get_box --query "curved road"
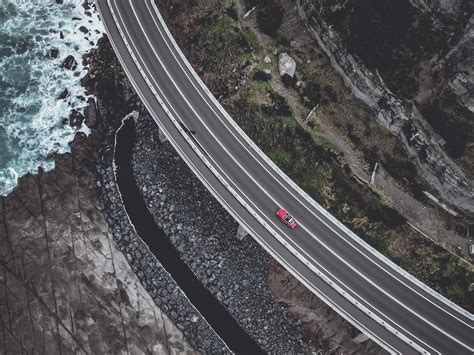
[95,0,474,353]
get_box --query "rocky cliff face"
[297,0,474,221]
[409,0,468,27]
[442,15,474,113]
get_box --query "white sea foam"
[0,0,104,195]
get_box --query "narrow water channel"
[114,116,264,354]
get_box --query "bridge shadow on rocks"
[114,115,264,354]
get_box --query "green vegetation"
[232,87,333,203]
[243,29,260,51]
[299,64,420,189]
[245,0,284,36]
[160,0,474,312]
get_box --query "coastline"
[0,20,380,354]
[0,78,195,354]
[0,0,102,196]
[2,0,471,353]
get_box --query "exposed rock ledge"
[297,0,474,221]
[0,133,194,354]
[410,0,474,112]
[268,259,382,354]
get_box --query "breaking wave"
[0,0,103,195]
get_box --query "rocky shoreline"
[0,70,195,355]
[3,6,384,351]
[7,0,471,352]
[84,37,229,353]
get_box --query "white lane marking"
[139,0,471,338]
[126,11,418,345]
[96,4,396,354]
[143,0,474,330]
[129,0,472,350]
[105,3,414,353]
[99,5,405,354]
[121,1,441,352]
[117,0,469,351]
[147,0,474,323]
[106,0,432,352]
[103,27,234,355]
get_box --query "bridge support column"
[352,332,370,344]
[158,125,167,142]
[236,224,248,241]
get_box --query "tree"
[256,0,284,37]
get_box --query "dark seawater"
[114,116,264,354]
[0,0,102,194]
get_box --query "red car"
[276,208,298,229]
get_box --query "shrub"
[256,0,284,36]
[253,70,269,81]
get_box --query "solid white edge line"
[128,3,436,351]
[129,2,458,351]
[148,0,473,323]
[98,5,401,354]
[106,34,233,355]
[103,0,426,353]
[144,0,473,330]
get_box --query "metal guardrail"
[148,0,472,322]
[96,0,473,353]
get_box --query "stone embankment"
[86,18,384,352]
[84,37,228,353]
[113,114,265,353]
[130,114,309,353]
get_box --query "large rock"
[69,109,85,128]
[49,47,59,58]
[79,25,89,34]
[58,88,69,100]
[84,97,99,128]
[0,133,195,354]
[61,54,77,70]
[278,52,296,78]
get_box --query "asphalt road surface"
[96,0,474,353]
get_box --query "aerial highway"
[95,0,474,353]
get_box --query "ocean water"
[0,0,103,195]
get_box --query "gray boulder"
[84,97,99,128]
[61,55,77,70]
[278,53,296,78]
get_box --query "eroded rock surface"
[0,133,195,354]
[444,15,474,113]
[268,259,383,354]
[298,0,474,220]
